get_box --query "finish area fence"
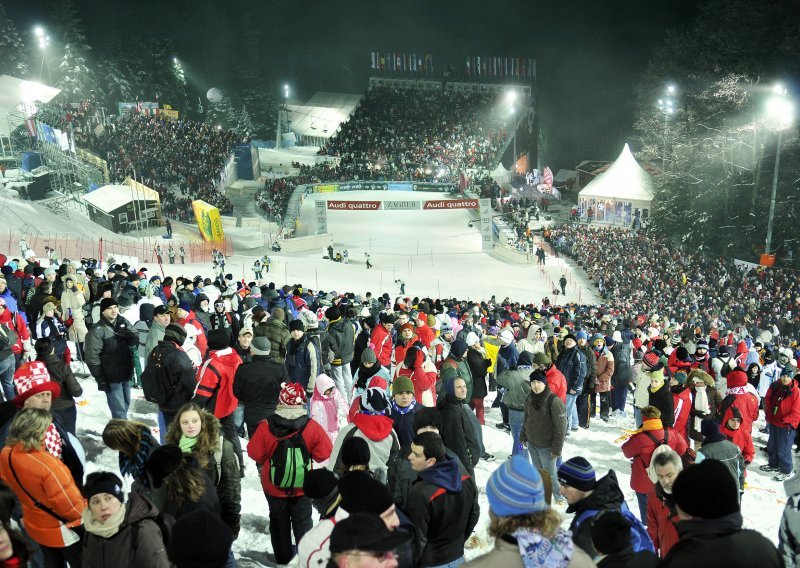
[4,231,233,267]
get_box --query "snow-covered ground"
[11,187,787,566]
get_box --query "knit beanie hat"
[529,371,548,384]
[250,336,271,356]
[576,330,589,341]
[413,407,442,432]
[653,339,668,352]
[303,468,339,500]
[361,347,377,365]
[13,361,61,407]
[168,510,233,568]
[164,323,188,346]
[675,346,691,362]
[100,297,118,312]
[450,339,468,358]
[532,352,551,366]
[590,511,633,555]
[725,369,747,388]
[672,371,688,385]
[392,376,415,395]
[465,332,479,347]
[557,457,596,491]
[83,472,125,503]
[147,445,184,489]
[288,319,305,332]
[207,328,229,350]
[500,329,514,345]
[672,459,740,518]
[642,351,664,372]
[517,351,534,368]
[341,437,371,468]
[486,455,547,516]
[278,382,307,406]
[360,387,390,415]
[700,418,726,444]
[671,335,682,346]
[178,301,192,313]
[325,306,340,321]
[339,471,394,515]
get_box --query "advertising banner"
[336,181,388,191]
[479,198,493,251]
[412,183,454,192]
[384,200,421,210]
[191,200,225,241]
[315,184,339,193]
[423,199,479,210]
[388,182,413,192]
[327,200,381,211]
[315,200,327,234]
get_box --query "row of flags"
[24,118,75,154]
[465,56,535,81]
[371,52,433,75]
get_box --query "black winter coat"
[232,356,287,436]
[648,382,675,427]
[388,446,464,511]
[578,344,598,391]
[37,352,82,409]
[556,347,587,393]
[466,349,491,399]
[143,340,197,413]
[84,315,137,384]
[566,470,626,557]
[660,513,782,568]
[437,397,480,473]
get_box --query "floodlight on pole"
[764,84,794,255]
[34,26,44,37]
[506,90,517,103]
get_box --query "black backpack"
[141,347,176,405]
[270,421,311,493]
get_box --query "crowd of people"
[0,239,797,567]
[317,86,510,184]
[98,114,240,221]
[547,225,800,339]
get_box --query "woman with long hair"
[81,471,171,567]
[146,446,220,521]
[101,419,165,509]
[466,455,593,568]
[165,403,241,538]
[0,409,85,568]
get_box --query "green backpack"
[270,422,311,491]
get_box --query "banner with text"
[422,199,479,210]
[327,200,382,211]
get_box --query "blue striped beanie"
[557,456,596,491]
[486,455,547,516]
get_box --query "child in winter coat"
[720,407,755,465]
[390,376,417,446]
[310,373,348,451]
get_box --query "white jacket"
[296,508,349,568]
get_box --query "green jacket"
[439,355,473,400]
[255,318,291,364]
[496,367,532,410]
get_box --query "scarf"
[119,426,156,487]
[693,386,710,432]
[82,503,126,539]
[44,423,63,460]
[179,434,198,454]
[614,417,664,443]
[392,399,416,415]
[513,527,574,568]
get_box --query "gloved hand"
[23,349,35,362]
[97,380,110,393]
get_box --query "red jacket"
[247,415,332,498]
[179,310,207,356]
[720,392,760,435]
[194,347,242,418]
[370,324,393,368]
[621,424,688,493]
[671,385,692,446]
[0,309,30,354]
[414,323,435,348]
[721,420,755,463]
[544,364,567,404]
[396,364,437,407]
[765,381,800,429]
[394,336,420,370]
[647,483,679,557]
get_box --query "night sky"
[9,0,697,169]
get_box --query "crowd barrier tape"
[310,181,454,194]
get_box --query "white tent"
[578,143,654,225]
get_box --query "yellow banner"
[191,200,225,241]
[315,184,339,193]
[161,109,179,120]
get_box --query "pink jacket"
[310,373,348,445]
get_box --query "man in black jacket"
[232,336,287,437]
[576,330,597,427]
[142,323,197,443]
[661,458,782,568]
[556,334,587,432]
[84,297,138,419]
[322,306,355,401]
[406,432,479,567]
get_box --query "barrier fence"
[5,231,233,267]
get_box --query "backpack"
[719,357,735,377]
[141,347,176,405]
[574,501,655,553]
[644,429,695,476]
[270,421,311,492]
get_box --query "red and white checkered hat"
[278,382,307,406]
[13,361,61,406]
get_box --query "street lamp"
[764,84,794,255]
[656,85,677,171]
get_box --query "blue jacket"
[556,346,587,394]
